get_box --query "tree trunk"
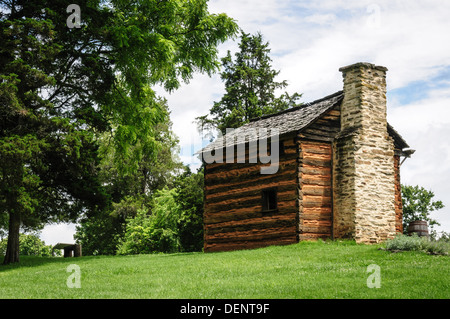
[3,212,21,265]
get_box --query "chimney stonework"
[333,62,396,243]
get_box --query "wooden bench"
[53,243,82,257]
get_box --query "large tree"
[0,0,237,264]
[74,98,183,255]
[197,31,302,134]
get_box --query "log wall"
[297,105,340,240]
[298,141,333,240]
[203,135,299,252]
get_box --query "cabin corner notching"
[200,62,413,252]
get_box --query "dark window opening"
[262,189,277,212]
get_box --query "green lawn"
[0,240,448,299]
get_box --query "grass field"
[0,240,449,299]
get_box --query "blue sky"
[41,0,450,245]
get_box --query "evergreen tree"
[197,31,302,134]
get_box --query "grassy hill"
[0,240,448,299]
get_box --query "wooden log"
[302,206,332,214]
[205,164,297,193]
[205,179,297,199]
[206,179,296,200]
[299,176,332,187]
[302,152,331,161]
[205,152,298,174]
[302,195,332,204]
[299,144,332,155]
[299,225,332,234]
[298,140,333,240]
[204,207,297,225]
[298,133,334,142]
[300,166,331,177]
[206,189,296,209]
[303,127,340,136]
[301,201,332,209]
[301,219,332,227]
[206,213,295,230]
[302,185,332,196]
[205,189,297,213]
[300,211,332,220]
[301,158,332,168]
[205,236,297,252]
[205,218,296,236]
[205,201,297,220]
[205,226,297,244]
[205,160,297,186]
[298,233,330,241]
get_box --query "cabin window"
[261,188,277,212]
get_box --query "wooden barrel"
[407,220,429,237]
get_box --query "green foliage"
[75,195,151,255]
[74,209,124,256]
[0,0,237,263]
[18,234,56,257]
[102,0,238,172]
[197,31,302,134]
[401,184,445,233]
[173,167,204,252]
[75,98,182,255]
[117,188,181,255]
[386,234,427,252]
[76,165,205,255]
[98,98,182,200]
[0,233,59,257]
[422,240,450,256]
[431,231,450,242]
[385,234,449,255]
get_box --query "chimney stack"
[333,62,396,243]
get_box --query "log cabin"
[199,62,413,252]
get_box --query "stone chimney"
[333,62,396,243]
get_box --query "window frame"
[261,188,278,213]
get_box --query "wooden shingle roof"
[200,91,343,154]
[199,90,409,153]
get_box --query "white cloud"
[209,0,288,31]
[155,72,225,164]
[40,223,77,247]
[207,0,450,99]
[388,87,450,233]
[304,13,337,25]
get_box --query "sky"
[40,0,450,245]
